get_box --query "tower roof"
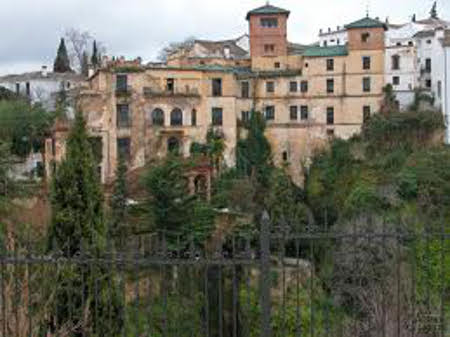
[345,17,387,30]
[246,4,290,20]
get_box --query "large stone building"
[49,4,391,185]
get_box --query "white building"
[0,66,84,111]
[318,9,450,111]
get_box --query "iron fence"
[0,215,449,337]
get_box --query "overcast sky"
[0,0,448,75]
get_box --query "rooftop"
[345,17,387,30]
[0,71,84,83]
[303,45,348,57]
[246,4,290,20]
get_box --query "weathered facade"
[48,4,388,186]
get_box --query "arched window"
[152,108,164,126]
[170,108,183,126]
[167,137,180,155]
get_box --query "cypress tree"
[91,40,99,68]
[49,110,104,254]
[47,111,123,336]
[430,1,438,18]
[81,51,89,77]
[110,153,128,249]
[53,38,72,73]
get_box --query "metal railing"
[0,215,449,337]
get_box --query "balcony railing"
[143,86,200,98]
[115,85,132,97]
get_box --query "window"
[408,41,413,46]
[166,78,174,93]
[265,106,275,120]
[363,106,371,123]
[426,79,432,88]
[326,79,334,93]
[241,111,250,123]
[191,109,197,126]
[337,39,340,45]
[326,59,334,71]
[241,81,249,98]
[326,107,334,125]
[25,82,30,97]
[438,81,442,98]
[266,81,275,93]
[116,74,128,92]
[327,129,335,138]
[289,81,298,93]
[301,105,308,120]
[300,81,308,93]
[425,58,432,73]
[282,151,288,162]
[117,138,131,161]
[323,41,328,47]
[170,108,183,126]
[116,104,130,128]
[212,78,222,96]
[212,107,223,126]
[361,32,370,43]
[290,106,298,120]
[363,56,371,70]
[167,137,180,155]
[274,62,281,69]
[264,44,275,53]
[392,55,400,70]
[15,83,20,95]
[363,77,371,92]
[396,42,402,46]
[152,108,164,126]
[261,18,278,28]
[393,76,400,85]
[426,40,432,45]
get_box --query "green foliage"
[110,154,128,248]
[91,40,99,67]
[237,111,273,188]
[53,38,72,73]
[0,100,57,158]
[190,128,225,170]
[143,156,214,244]
[47,111,123,336]
[48,111,105,254]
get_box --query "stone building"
[319,5,450,111]
[48,4,387,186]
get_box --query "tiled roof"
[194,38,249,58]
[246,4,290,20]
[303,45,348,57]
[413,30,435,38]
[288,42,310,55]
[345,17,387,29]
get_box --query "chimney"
[328,27,331,33]
[337,26,340,30]
[41,65,48,77]
[319,28,323,34]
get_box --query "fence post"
[260,211,272,337]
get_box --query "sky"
[0,0,448,75]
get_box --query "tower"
[246,4,290,58]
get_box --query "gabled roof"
[303,45,348,57]
[345,17,387,30]
[246,4,290,20]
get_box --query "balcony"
[143,86,200,98]
[115,85,132,97]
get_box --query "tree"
[65,28,106,73]
[430,1,438,18]
[144,156,196,235]
[236,111,273,188]
[47,111,122,336]
[91,40,99,68]
[158,36,196,62]
[109,153,128,249]
[81,51,89,77]
[380,84,398,116]
[53,38,72,73]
